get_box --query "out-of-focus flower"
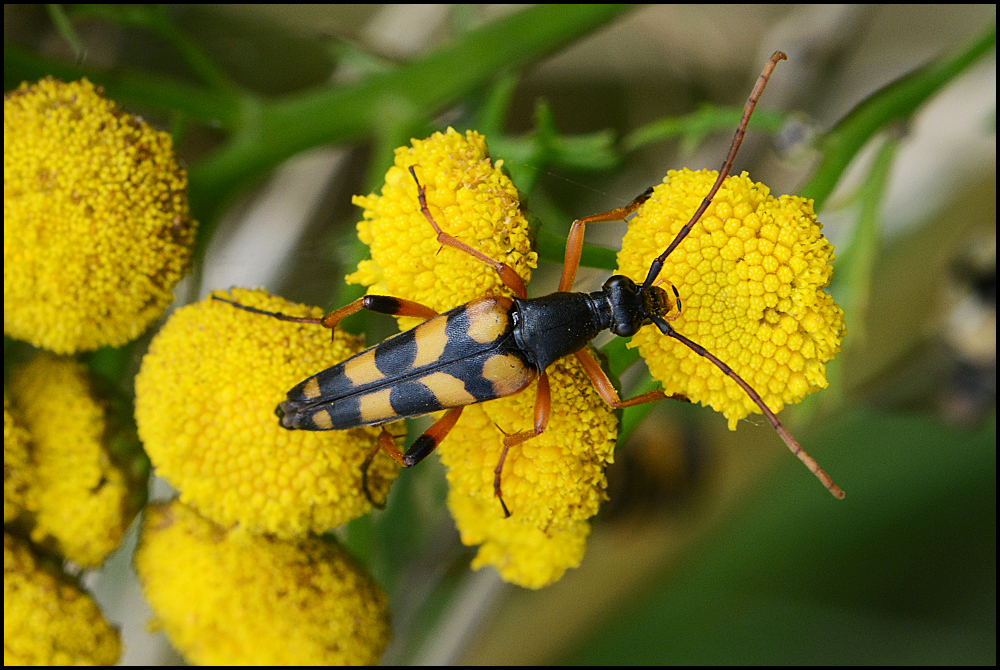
[4,533,121,665]
[135,500,390,665]
[7,354,140,567]
[4,77,196,354]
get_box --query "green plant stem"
[837,132,902,348]
[804,23,995,210]
[4,45,240,126]
[45,5,84,58]
[797,131,902,426]
[188,6,633,225]
[624,106,786,154]
[71,4,236,92]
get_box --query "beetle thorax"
[599,275,655,338]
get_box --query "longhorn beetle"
[216,51,844,516]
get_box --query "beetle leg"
[359,429,396,509]
[493,371,551,518]
[360,407,464,508]
[573,349,680,408]
[320,294,438,331]
[558,187,654,292]
[409,165,528,299]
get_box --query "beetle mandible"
[216,51,844,516]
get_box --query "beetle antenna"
[212,296,325,325]
[642,51,787,291]
[651,315,844,498]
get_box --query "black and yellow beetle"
[216,52,843,516]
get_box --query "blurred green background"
[5,5,994,664]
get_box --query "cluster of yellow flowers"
[4,79,393,664]
[4,355,138,664]
[4,78,196,664]
[5,73,845,661]
[131,293,396,661]
[134,128,844,592]
[347,129,620,587]
[347,131,844,587]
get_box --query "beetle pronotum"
[217,51,844,516]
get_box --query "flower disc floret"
[438,352,617,588]
[134,289,399,536]
[617,169,846,428]
[4,78,196,353]
[135,501,390,665]
[347,128,537,329]
[8,354,136,567]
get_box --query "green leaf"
[564,409,996,664]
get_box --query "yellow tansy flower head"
[8,354,140,567]
[135,501,390,665]
[4,533,121,665]
[347,127,537,329]
[134,288,400,536]
[4,78,197,354]
[438,352,617,589]
[617,169,846,428]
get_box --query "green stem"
[72,4,236,92]
[188,6,633,223]
[4,45,240,126]
[624,106,786,154]
[804,24,995,210]
[837,132,902,347]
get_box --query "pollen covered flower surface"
[135,500,390,665]
[134,288,399,537]
[4,533,121,665]
[348,127,537,328]
[617,169,845,427]
[439,353,617,589]
[4,78,196,354]
[7,354,136,567]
